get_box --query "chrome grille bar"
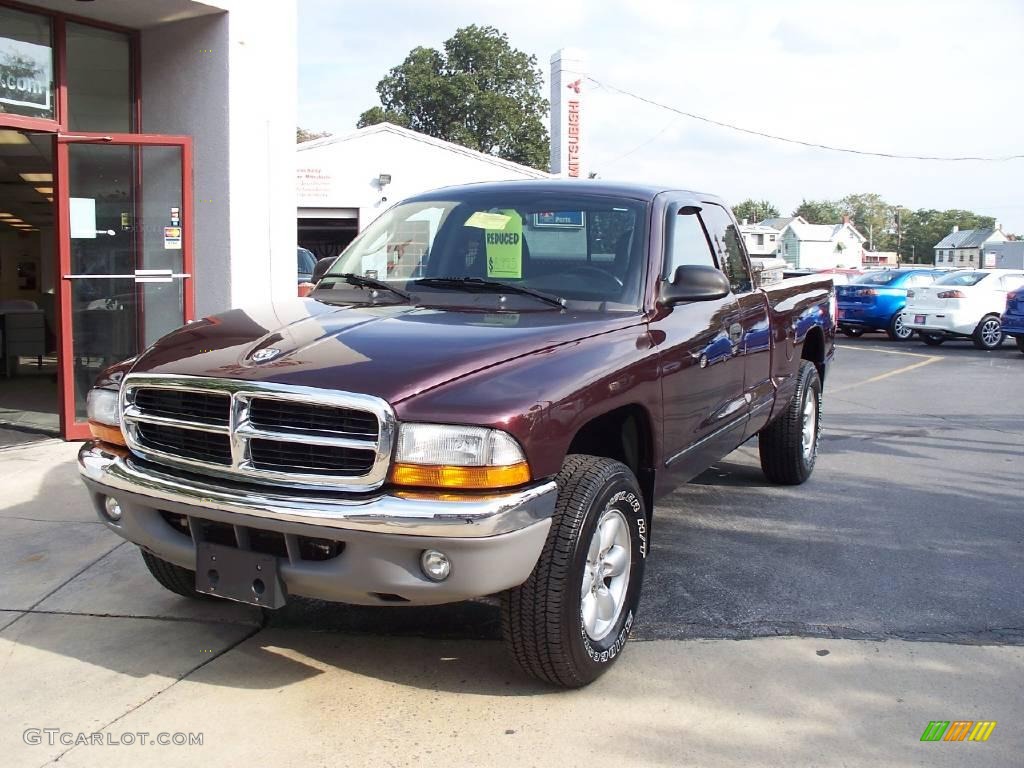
[120,374,395,491]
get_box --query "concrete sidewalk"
[1,440,1020,768]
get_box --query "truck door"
[698,203,774,438]
[653,203,747,484]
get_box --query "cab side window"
[699,203,752,293]
[664,208,716,278]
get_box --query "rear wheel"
[502,455,647,688]
[758,360,821,485]
[921,333,945,347]
[887,312,913,341]
[140,549,205,599]
[1015,336,1024,354]
[972,315,1004,350]
[841,327,865,338]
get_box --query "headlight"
[86,388,126,446]
[390,423,531,490]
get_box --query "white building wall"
[142,0,296,317]
[297,128,547,232]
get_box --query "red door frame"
[56,133,194,439]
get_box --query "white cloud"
[298,0,1024,229]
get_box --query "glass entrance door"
[57,135,192,438]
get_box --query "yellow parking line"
[838,345,935,359]
[831,347,943,393]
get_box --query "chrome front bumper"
[78,442,556,605]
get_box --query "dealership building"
[0,0,296,439]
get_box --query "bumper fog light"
[103,495,123,522]
[420,549,451,582]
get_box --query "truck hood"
[131,299,639,404]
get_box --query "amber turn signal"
[89,421,127,447]
[390,462,531,490]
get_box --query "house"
[739,220,782,257]
[933,225,1007,267]
[862,251,898,268]
[979,241,1024,270]
[777,216,866,269]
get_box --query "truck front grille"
[120,375,395,491]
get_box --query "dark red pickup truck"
[80,180,835,687]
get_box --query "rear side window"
[906,273,936,288]
[700,203,752,292]
[665,209,716,276]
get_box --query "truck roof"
[404,178,723,206]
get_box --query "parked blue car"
[837,269,947,341]
[1001,286,1024,355]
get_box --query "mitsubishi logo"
[251,348,282,363]
[566,78,581,94]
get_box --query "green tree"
[732,199,780,223]
[839,193,894,251]
[900,209,996,263]
[297,127,331,143]
[793,199,844,225]
[357,25,550,170]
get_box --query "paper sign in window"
[70,197,97,239]
[485,210,523,279]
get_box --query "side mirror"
[658,265,731,305]
[312,257,335,284]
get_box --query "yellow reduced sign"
[483,210,523,279]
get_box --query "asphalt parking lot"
[1,337,1021,767]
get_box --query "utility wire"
[586,76,1024,163]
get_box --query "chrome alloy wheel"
[580,508,631,642]
[894,313,912,339]
[801,390,818,461]
[980,317,1002,347]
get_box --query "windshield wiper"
[415,277,565,309]
[325,273,412,301]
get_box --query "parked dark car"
[297,246,317,283]
[837,268,946,341]
[80,180,835,687]
[1000,286,1024,354]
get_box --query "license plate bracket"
[914,314,926,324]
[195,542,286,608]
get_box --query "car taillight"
[937,290,967,299]
[855,288,878,297]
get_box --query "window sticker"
[465,211,512,230]
[484,209,523,279]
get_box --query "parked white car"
[903,269,1024,349]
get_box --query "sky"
[298,0,1024,232]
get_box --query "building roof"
[934,228,1001,249]
[761,216,803,231]
[787,220,867,244]
[297,122,551,179]
[739,222,781,234]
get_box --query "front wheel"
[140,549,207,599]
[501,455,647,688]
[972,315,1004,350]
[921,333,945,347]
[887,312,914,341]
[758,360,822,485]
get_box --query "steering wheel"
[560,265,624,292]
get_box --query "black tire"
[140,549,205,599]
[840,327,865,338]
[758,360,822,485]
[501,455,647,688]
[972,314,1004,350]
[1016,336,1024,354]
[921,333,945,347]
[887,311,914,341]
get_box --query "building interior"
[0,128,58,436]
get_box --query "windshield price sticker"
[483,210,523,279]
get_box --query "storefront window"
[66,22,132,132]
[0,6,55,121]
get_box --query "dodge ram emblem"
[251,348,281,363]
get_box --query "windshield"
[852,270,900,285]
[297,247,317,274]
[934,271,987,287]
[320,193,648,310]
